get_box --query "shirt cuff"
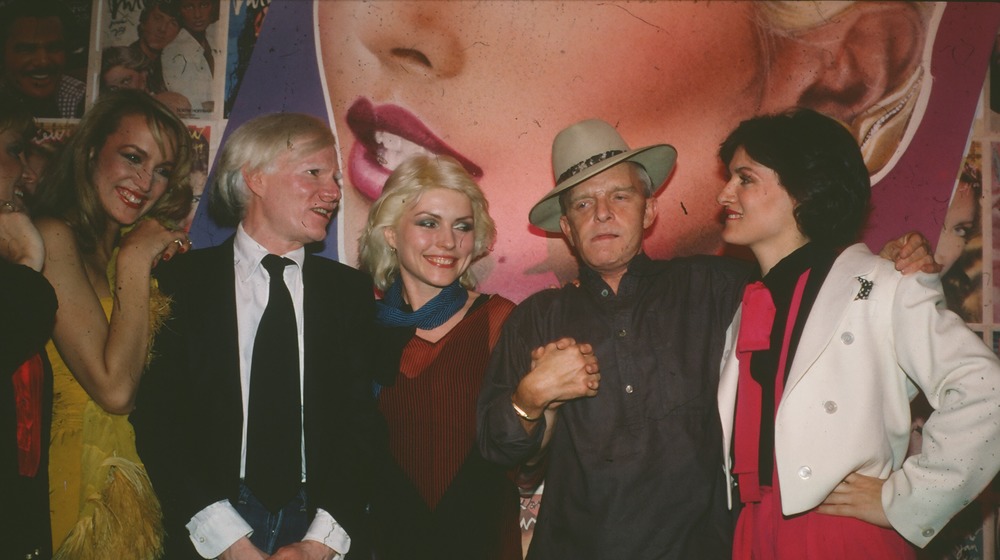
[186,500,254,559]
[303,508,351,558]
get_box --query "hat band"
[557,150,624,184]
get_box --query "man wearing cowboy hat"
[477,119,933,559]
[477,118,748,559]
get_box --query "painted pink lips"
[345,98,483,201]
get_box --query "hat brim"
[529,144,677,233]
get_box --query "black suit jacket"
[131,238,384,559]
[0,260,56,559]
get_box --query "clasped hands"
[512,337,601,420]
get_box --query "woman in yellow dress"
[32,90,193,559]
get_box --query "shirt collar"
[578,252,652,296]
[233,223,306,282]
[761,243,835,299]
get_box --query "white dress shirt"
[186,225,350,558]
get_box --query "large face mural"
[316,1,937,300]
[192,2,999,303]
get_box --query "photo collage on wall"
[0,0,270,230]
[922,25,1000,560]
[933,28,1000,341]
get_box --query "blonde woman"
[359,154,520,560]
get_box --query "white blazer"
[719,243,1000,547]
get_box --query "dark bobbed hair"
[719,108,870,248]
[32,89,193,254]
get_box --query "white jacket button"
[798,466,812,479]
[823,401,838,413]
[840,332,854,344]
[922,528,935,538]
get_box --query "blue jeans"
[234,482,309,554]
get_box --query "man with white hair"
[132,113,383,560]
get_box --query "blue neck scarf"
[375,279,469,329]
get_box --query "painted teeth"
[313,208,329,215]
[374,130,433,170]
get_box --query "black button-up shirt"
[478,253,751,559]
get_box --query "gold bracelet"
[511,398,540,422]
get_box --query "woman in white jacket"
[716,108,1000,558]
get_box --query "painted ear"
[774,3,926,125]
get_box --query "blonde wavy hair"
[358,154,496,291]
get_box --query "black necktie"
[245,254,301,512]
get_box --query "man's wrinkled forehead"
[560,162,649,205]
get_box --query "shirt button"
[617,329,627,338]
[601,289,609,297]
[625,384,634,394]
[797,466,812,479]
[922,528,935,538]
[198,537,205,543]
[841,332,854,345]
[823,401,838,414]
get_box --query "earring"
[851,66,924,177]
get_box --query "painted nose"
[357,2,465,80]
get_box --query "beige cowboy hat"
[528,119,677,232]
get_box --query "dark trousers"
[235,482,309,554]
